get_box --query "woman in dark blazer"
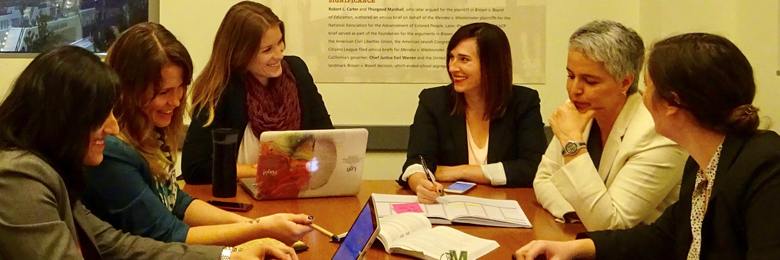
[183,1,333,185]
[398,23,547,203]
[515,33,780,260]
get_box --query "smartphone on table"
[207,200,253,212]
[443,181,477,194]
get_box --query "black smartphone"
[207,200,253,212]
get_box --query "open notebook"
[376,213,498,260]
[372,194,532,228]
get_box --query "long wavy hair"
[0,46,119,197]
[190,1,284,126]
[105,22,193,180]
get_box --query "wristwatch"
[221,246,237,260]
[562,141,587,156]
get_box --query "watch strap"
[562,141,587,155]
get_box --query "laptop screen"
[332,198,379,260]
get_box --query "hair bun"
[726,104,760,134]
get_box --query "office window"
[0,0,149,53]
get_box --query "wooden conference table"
[183,180,586,260]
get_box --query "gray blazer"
[0,150,222,260]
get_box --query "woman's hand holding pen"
[248,213,314,245]
[408,173,443,204]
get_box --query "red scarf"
[245,60,301,138]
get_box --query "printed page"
[438,195,531,227]
[390,226,499,260]
[372,194,449,220]
[377,213,432,250]
[442,202,469,220]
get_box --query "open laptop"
[239,128,368,200]
[331,197,380,260]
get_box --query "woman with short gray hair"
[533,20,688,231]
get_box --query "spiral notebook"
[372,194,532,228]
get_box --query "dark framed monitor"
[0,0,159,55]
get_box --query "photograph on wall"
[0,0,148,53]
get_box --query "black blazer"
[182,56,334,184]
[585,131,780,260]
[398,85,547,188]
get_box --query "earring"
[622,90,627,95]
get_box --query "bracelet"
[221,246,236,260]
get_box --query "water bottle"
[211,128,239,198]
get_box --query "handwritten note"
[392,203,424,214]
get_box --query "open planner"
[377,213,499,260]
[372,194,532,228]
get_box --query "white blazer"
[533,93,688,231]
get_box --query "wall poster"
[264,0,546,84]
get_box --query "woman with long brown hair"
[0,45,297,260]
[182,1,333,184]
[82,22,314,250]
[397,23,548,203]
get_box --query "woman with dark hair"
[515,33,780,260]
[183,1,333,184]
[82,22,313,247]
[397,22,547,203]
[533,20,687,231]
[0,46,297,259]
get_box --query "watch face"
[564,142,578,154]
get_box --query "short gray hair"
[569,20,645,94]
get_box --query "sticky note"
[392,203,424,214]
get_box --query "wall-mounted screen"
[0,0,150,53]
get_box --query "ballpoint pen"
[310,223,341,242]
[418,155,446,196]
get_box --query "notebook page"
[372,194,448,219]
[391,226,499,260]
[438,195,531,227]
[377,213,431,249]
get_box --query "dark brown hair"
[105,22,193,180]
[447,23,512,120]
[190,1,284,125]
[647,33,759,135]
[0,46,119,196]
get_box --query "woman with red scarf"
[183,1,334,185]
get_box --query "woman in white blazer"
[533,20,688,231]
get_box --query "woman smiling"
[183,1,334,185]
[81,22,313,251]
[398,22,547,203]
